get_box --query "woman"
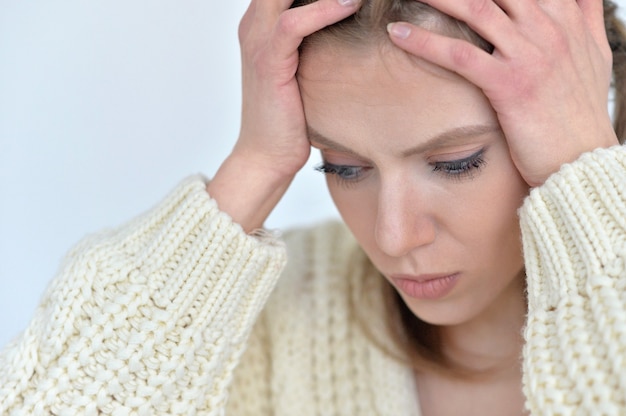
[1,0,625,414]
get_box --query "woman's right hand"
[208,0,360,232]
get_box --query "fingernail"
[337,0,359,6]
[387,22,411,39]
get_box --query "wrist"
[207,153,296,233]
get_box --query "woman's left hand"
[387,0,619,186]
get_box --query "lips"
[391,273,460,300]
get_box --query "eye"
[315,162,369,185]
[431,148,487,180]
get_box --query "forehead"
[299,41,456,84]
[297,44,497,149]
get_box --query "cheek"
[325,148,529,271]
[460,161,528,264]
[326,178,379,244]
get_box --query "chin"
[400,295,485,327]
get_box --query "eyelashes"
[314,164,367,180]
[431,148,487,180]
[315,148,487,186]
[314,163,370,188]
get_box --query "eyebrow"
[307,124,501,158]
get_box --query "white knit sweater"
[1,145,625,415]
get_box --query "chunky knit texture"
[0,177,287,415]
[0,146,625,415]
[521,146,626,414]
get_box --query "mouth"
[390,273,460,300]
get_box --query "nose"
[374,185,436,258]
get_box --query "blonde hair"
[292,0,626,375]
[294,0,626,139]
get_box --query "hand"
[387,0,619,186]
[234,0,360,177]
[208,0,360,231]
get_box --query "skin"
[208,0,618,413]
[209,0,616,229]
[387,0,617,187]
[300,44,528,414]
[300,45,528,327]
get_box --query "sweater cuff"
[0,176,287,413]
[109,175,287,339]
[520,144,626,310]
[44,175,287,351]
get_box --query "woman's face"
[298,44,529,326]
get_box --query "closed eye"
[431,148,487,180]
[315,162,365,180]
[314,162,370,186]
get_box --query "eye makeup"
[314,162,370,187]
[315,147,488,186]
[430,147,487,181]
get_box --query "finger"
[417,0,525,57]
[239,0,298,38]
[491,0,539,20]
[238,0,258,41]
[253,0,303,22]
[280,0,298,9]
[539,0,611,65]
[270,0,361,60]
[387,22,504,90]
[578,0,610,47]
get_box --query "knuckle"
[537,16,572,58]
[238,20,250,44]
[237,5,258,45]
[276,11,299,36]
[467,0,493,20]
[411,30,431,53]
[312,0,335,20]
[449,43,476,68]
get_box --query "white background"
[0,0,340,346]
[1,1,625,347]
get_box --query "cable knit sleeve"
[0,176,287,416]
[520,145,626,415]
